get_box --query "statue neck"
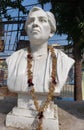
[30,42,48,58]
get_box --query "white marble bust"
[6,6,75,94]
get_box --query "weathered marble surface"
[6,6,74,130]
[6,94,59,130]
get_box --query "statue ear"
[49,32,54,38]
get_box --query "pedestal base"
[6,94,59,130]
[6,105,59,130]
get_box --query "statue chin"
[29,37,48,47]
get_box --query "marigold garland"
[27,45,57,130]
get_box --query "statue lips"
[32,27,40,34]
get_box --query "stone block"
[6,105,59,130]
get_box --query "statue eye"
[39,18,47,23]
[27,18,34,25]
[27,20,31,25]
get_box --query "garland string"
[27,45,57,130]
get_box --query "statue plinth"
[6,93,59,130]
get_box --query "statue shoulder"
[12,48,27,56]
[54,48,70,57]
[6,48,27,65]
[53,48,65,57]
[53,48,75,64]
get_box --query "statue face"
[26,10,51,45]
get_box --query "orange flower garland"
[27,45,57,130]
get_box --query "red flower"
[38,111,44,119]
[27,54,32,59]
[51,76,57,85]
[28,78,34,87]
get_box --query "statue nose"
[33,19,39,27]
[32,23,38,28]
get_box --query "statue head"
[25,6,56,45]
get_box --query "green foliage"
[82,60,84,73]
[39,0,50,4]
[0,60,7,68]
[0,0,27,19]
[38,0,84,53]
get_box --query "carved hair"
[25,6,56,34]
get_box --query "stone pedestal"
[6,93,59,130]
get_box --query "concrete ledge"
[6,111,59,130]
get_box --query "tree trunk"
[74,45,82,100]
